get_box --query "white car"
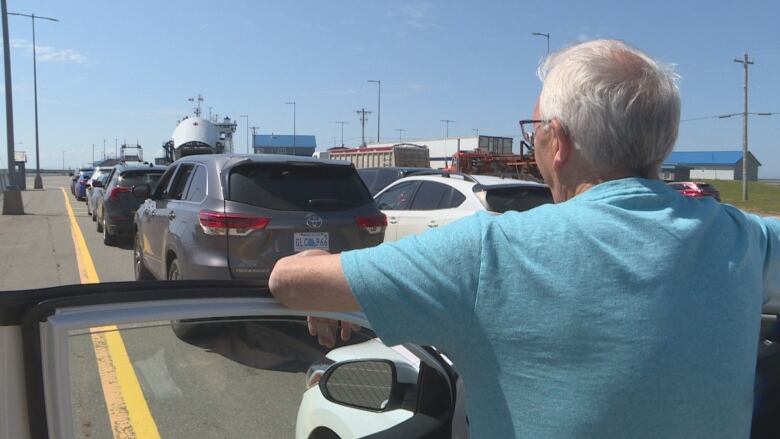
[295,339,423,439]
[374,174,553,241]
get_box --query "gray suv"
[132,154,386,281]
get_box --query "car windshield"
[228,163,373,211]
[478,186,553,213]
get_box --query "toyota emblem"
[305,214,323,229]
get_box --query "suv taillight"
[199,210,270,236]
[108,186,131,201]
[356,214,387,235]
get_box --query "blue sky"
[3,0,780,176]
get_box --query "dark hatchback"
[132,154,386,281]
[95,163,167,245]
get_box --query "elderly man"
[270,39,780,438]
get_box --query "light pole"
[286,102,296,147]
[61,150,64,173]
[1,0,24,214]
[9,12,58,189]
[368,80,381,142]
[114,138,118,158]
[240,115,248,153]
[440,119,455,167]
[531,32,550,55]
[102,139,106,161]
[336,121,348,147]
[92,144,95,165]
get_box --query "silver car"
[132,154,386,281]
[85,166,114,221]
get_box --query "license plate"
[294,232,329,252]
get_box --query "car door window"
[410,181,451,210]
[154,165,178,199]
[439,187,466,208]
[375,181,419,210]
[16,287,453,439]
[184,165,207,202]
[168,164,195,200]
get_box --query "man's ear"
[551,121,573,171]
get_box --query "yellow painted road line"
[60,188,161,439]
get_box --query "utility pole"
[286,101,296,147]
[472,128,479,137]
[92,144,95,165]
[114,138,118,158]
[188,94,204,117]
[335,121,348,147]
[240,115,248,153]
[734,51,753,201]
[1,0,24,214]
[368,80,381,142]
[356,108,372,147]
[61,150,64,173]
[9,12,57,189]
[102,139,106,160]
[440,119,455,167]
[249,126,259,153]
[395,128,406,143]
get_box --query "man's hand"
[307,317,361,348]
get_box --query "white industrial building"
[360,135,514,169]
[662,151,761,181]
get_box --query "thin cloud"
[9,39,87,64]
[390,3,436,28]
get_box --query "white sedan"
[374,174,553,241]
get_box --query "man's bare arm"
[268,250,361,312]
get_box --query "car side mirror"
[132,184,151,199]
[319,359,402,412]
[92,180,104,188]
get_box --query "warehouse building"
[662,150,761,181]
[253,134,317,156]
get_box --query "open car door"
[0,281,460,439]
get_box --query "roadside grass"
[701,179,780,216]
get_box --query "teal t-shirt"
[341,178,780,438]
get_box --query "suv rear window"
[229,163,372,211]
[481,186,553,213]
[119,171,164,188]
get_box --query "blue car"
[74,170,93,200]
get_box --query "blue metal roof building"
[661,150,760,181]
[253,134,317,156]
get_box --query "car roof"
[387,173,548,190]
[175,153,355,169]
[115,162,167,172]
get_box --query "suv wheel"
[168,258,181,280]
[102,217,116,246]
[96,213,103,232]
[134,235,155,280]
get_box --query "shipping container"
[326,144,430,169]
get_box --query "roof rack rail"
[439,172,478,184]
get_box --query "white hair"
[537,39,681,177]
